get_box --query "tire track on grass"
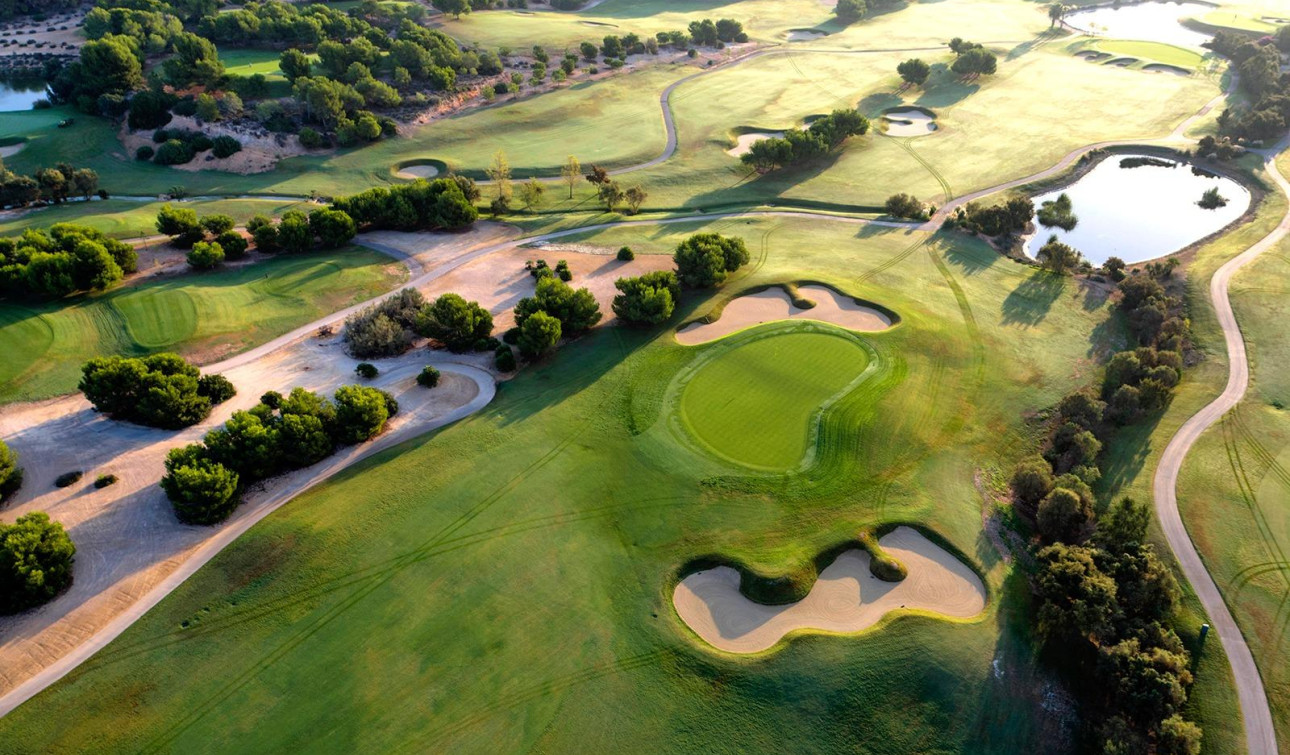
[1225,410,1290,639]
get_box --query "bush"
[55,470,82,488]
[884,192,926,220]
[135,145,154,161]
[518,310,561,358]
[186,241,224,269]
[673,232,749,288]
[161,446,241,525]
[0,512,76,614]
[299,127,325,149]
[308,208,357,249]
[0,439,21,500]
[211,135,242,159]
[333,385,396,444]
[356,362,379,379]
[79,353,231,429]
[617,246,634,261]
[417,366,440,387]
[415,293,494,352]
[343,288,425,358]
[514,277,602,334]
[154,139,195,166]
[94,474,118,489]
[612,270,679,325]
[494,345,516,372]
[215,231,248,260]
[156,204,203,247]
[197,374,236,403]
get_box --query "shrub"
[94,474,118,489]
[197,374,236,403]
[299,127,325,149]
[356,362,379,379]
[612,270,679,325]
[673,232,749,288]
[343,288,425,358]
[0,439,21,500]
[415,293,494,353]
[859,531,908,582]
[884,192,926,220]
[55,470,82,488]
[417,366,440,387]
[79,353,231,429]
[308,208,357,249]
[616,246,634,261]
[0,512,76,614]
[211,135,242,159]
[494,345,516,372]
[135,145,154,161]
[518,310,561,358]
[331,178,478,232]
[154,139,195,166]
[215,231,248,260]
[514,277,602,334]
[156,204,203,247]
[161,446,241,525]
[333,385,396,444]
[555,259,572,281]
[186,240,225,269]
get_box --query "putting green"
[112,288,199,349]
[678,328,872,470]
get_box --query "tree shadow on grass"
[679,148,878,214]
[1006,31,1065,62]
[858,92,905,117]
[1001,270,1066,326]
[914,65,979,109]
[1078,277,1113,312]
[941,233,1001,276]
[1095,411,1165,500]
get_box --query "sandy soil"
[395,164,440,179]
[0,11,83,59]
[726,131,783,158]
[882,109,938,137]
[676,284,893,345]
[0,143,24,159]
[0,328,493,700]
[119,115,311,175]
[673,527,986,653]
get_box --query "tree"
[519,178,546,212]
[885,192,925,219]
[1010,457,1054,512]
[1037,487,1093,543]
[280,48,312,82]
[1096,497,1151,553]
[1037,193,1077,231]
[78,37,144,99]
[277,211,313,254]
[598,181,626,212]
[187,241,225,269]
[79,353,230,429]
[156,204,203,246]
[216,231,249,260]
[625,185,648,215]
[486,150,512,210]
[432,0,471,19]
[612,271,679,325]
[195,92,220,123]
[897,58,931,88]
[309,209,357,248]
[673,233,750,288]
[0,438,20,500]
[200,214,235,236]
[518,310,561,358]
[0,512,76,614]
[164,32,225,87]
[514,277,602,333]
[1155,715,1202,755]
[1048,3,1066,27]
[333,385,395,444]
[951,47,998,78]
[1034,543,1118,644]
[161,447,241,525]
[835,0,867,22]
[1037,235,1081,275]
[561,155,581,199]
[416,293,494,352]
[417,366,441,388]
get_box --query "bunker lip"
[393,159,447,180]
[672,526,987,654]
[725,131,784,157]
[676,283,894,345]
[880,107,938,137]
[1143,63,1190,75]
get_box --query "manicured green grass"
[1193,9,1280,32]
[0,216,1133,752]
[0,248,407,403]
[1089,40,1206,70]
[678,327,872,470]
[0,198,319,238]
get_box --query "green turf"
[1193,8,1280,32]
[1088,40,1206,70]
[0,248,407,403]
[678,327,873,470]
[0,198,320,239]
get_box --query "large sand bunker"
[726,131,783,157]
[396,164,441,179]
[881,108,938,137]
[673,527,986,653]
[676,284,892,345]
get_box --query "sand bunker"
[1107,57,1136,67]
[787,29,828,41]
[673,527,986,653]
[726,131,783,157]
[676,284,892,345]
[881,109,937,137]
[1078,51,1110,61]
[0,142,25,158]
[1143,63,1189,76]
[396,164,440,179]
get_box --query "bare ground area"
[672,527,987,654]
[676,284,893,345]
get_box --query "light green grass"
[1193,9,1280,32]
[678,327,872,470]
[0,215,1137,752]
[0,198,319,238]
[0,248,407,403]
[1088,39,1206,70]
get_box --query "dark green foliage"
[277,211,313,254]
[514,277,602,334]
[343,288,425,358]
[896,58,930,86]
[835,0,867,22]
[163,32,224,88]
[79,353,232,429]
[612,270,679,325]
[186,241,224,269]
[884,192,926,220]
[94,474,118,489]
[0,439,21,500]
[161,446,241,525]
[494,345,516,372]
[740,109,869,173]
[136,145,155,161]
[518,310,561,358]
[308,209,357,249]
[1036,193,1078,231]
[417,366,440,387]
[0,512,76,615]
[333,385,395,444]
[952,196,1033,238]
[211,136,242,159]
[617,246,634,261]
[0,224,137,300]
[54,471,82,488]
[332,179,478,232]
[415,293,494,352]
[951,47,997,77]
[215,231,248,260]
[1009,456,1053,514]
[1037,487,1093,543]
[673,232,749,288]
[127,89,177,130]
[355,362,379,379]
[154,139,195,166]
[197,374,237,404]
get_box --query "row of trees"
[946,195,1034,238]
[155,205,359,267]
[331,177,479,232]
[740,109,870,173]
[79,353,236,430]
[0,224,137,300]
[162,384,399,524]
[1208,33,1290,142]
[835,0,904,24]
[948,38,998,78]
[0,162,99,210]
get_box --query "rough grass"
[0,216,1129,753]
[0,248,407,403]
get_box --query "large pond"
[1063,1,1214,48]
[1024,155,1251,265]
[0,78,48,112]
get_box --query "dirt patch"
[0,11,83,59]
[673,527,986,653]
[726,131,783,158]
[119,115,312,175]
[676,285,893,345]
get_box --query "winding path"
[1151,136,1290,755]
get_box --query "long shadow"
[679,147,865,213]
[858,92,905,117]
[942,235,1001,276]
[914,64,980,109]
[1000,270,1066,326]
[1096,411,1167,500]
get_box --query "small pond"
[0,78,48,112]
[1023,154,1251,265]
[1063,1,1213,48]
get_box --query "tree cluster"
[673,232,750,288]
[1036,192,1077,231]
[612,270,680,325]
[0,0,79,21]
[0,512,76,615]
[835,0,904,24]
[0,224,137,300]
[79,353,236,430]
[947,195,1033,239]
[884,192,928,220]
[415,292,494,352]
[331,177,479,232]
[0,161,98,210]
[948,38,998,78]
[0,437,21,502]
[740,109,870,173]
[161,384,398,524]
[1207,36,1290,142]
[343,287,426,358]
[514,276,602,354]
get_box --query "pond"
[1063,1,1214,48]
[1023,154,1251,265]
[0,78,48,112]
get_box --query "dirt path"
[1150,135,1290,755]
[673,527,985,653]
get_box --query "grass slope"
[0,248,407,403]
[0,216,1125,752]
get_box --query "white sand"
[787,29,828,41]
[396,164,440,179]
[676,284,892,345]
[0,142,24,158]
[673,527,986,653]
[726,131,783,157]
[882,109,938,137]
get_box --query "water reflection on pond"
[1063,1,1213,48]
[1024,155,1250,265]
[0,78,48,112]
